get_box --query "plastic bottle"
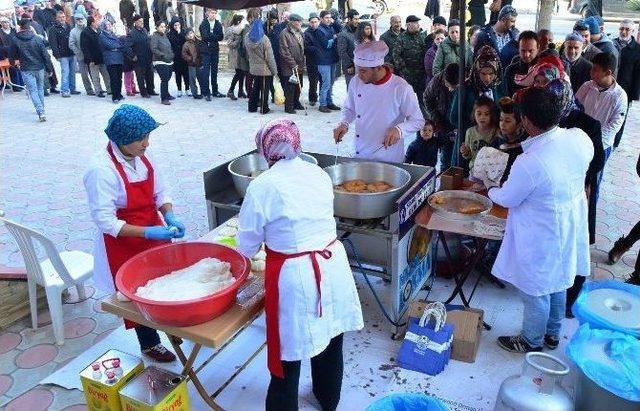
[91,363,102,380]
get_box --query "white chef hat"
[354,40,388,68]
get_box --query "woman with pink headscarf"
[237,119,363,411]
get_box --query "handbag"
[397,302,454,376]
[489,0,503,13]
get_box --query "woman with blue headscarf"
[83,105,185,362]
[244,7,278,113]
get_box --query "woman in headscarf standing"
[449,45,504,169]
[238,119,364,411]
[83,104,186,362]
[244,11,278,114]
[167,16,189,97]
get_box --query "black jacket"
[405,134,439,167]
[10,30,53,72]
[423,72,455,134]
[0,28,16,60]
[47,22,73,59]
[565,56,592,94]
[615,37,640,102]
[81,27,104,64]
[502,56,535,97]
[125,26,153,66]
[33,7,57,31]
[559,109,604,187]
[199,18,223,54]
[167,18,187,67]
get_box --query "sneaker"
[326,103,341,111]
[186,90,192,96]
[149,92,159,96]
[50,89,60,94]
[285,108,296,114]
[193,94,203,100]
[544,335,559,350]
[205,95,212,102]
[161,100,171,105]
[319,106,331,113]
[213,91,225,98]
[177,90,183,97]
[71,91,81,95]
[38,114,46,122]
[608,236,631,265]
[61,93,71,98]
[497,335,542,353]
[87,91,96,96]
[44,90,50,96]
[309,101,317,106]
[294,102,304,110]
[142,344,176,362]
[227,91,237,100]
[238,91,248,98]
[97,92,106,98]
[141,94,151,98]
[167,95,176,100]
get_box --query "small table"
[101,230,265,410]
[415,184,507,329]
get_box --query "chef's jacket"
[237,157,364,361]
[339,72,424,162]
[83,142,172,293]
[488,127,593,297]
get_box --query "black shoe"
[193,94,203,100]
[497,335,543,353]
[319,106,331,113]
[167,95,176,100]
[141,94,151,98]
[544,335,559,350]
[87,91,96,96]
[608,236,631,265]
[309,101,317,106]
[11,87,23,92]
[44,90,50,96]
[327,103,341,111]
[161,99,171,105]
[565,307,575,319]
[285,108,296,114]
[97,92,106,98]
[71,91,81,95]
[213,92,225,98]
[205,95,212,102]
[238,91,248,98]
[50,89,60,94]
[261,107,271,114]
[227,91,237,100]
[149,92,159,96]
[294,102,304,110]
[625,272,640,285]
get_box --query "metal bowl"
[324,162,412,219]
[428,190,493,221]
[228,152,318,197]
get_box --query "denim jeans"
[188,66,200,96]
[134,325,160,350]
[520,290,565,347]
[58,56,76,95]
[317,63,336,107]
[154,63,173,101]
[200,52,219,96]
[22,69,45,115]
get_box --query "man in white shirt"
[333,40,424,162]
[489,87,592,353]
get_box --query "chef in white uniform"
[237,118,363,411]
[333,40,424,162]
[488,87,592,354]
[83,105,184,362]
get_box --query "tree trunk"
[536,0,555,31]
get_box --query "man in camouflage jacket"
[392,15,427,110]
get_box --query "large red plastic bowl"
[115,242,250,327]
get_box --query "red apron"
[264,239,336,378]
[103,144,167,329]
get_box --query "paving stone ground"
[1,70,638,409]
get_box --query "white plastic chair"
[0,215,94,345]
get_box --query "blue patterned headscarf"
[104,104,160,145]
[248,18,265,43]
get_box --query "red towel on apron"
[103,144,167,329]
[264,239,336,378]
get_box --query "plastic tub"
[366,393,449,411]
[115,242,250,327]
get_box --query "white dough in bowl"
[135,258,236,302]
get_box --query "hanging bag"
[397,302,455,376]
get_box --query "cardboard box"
[408,301,484,363]
[119,366,189,411]
[439,167,464,190]
[80,349,144,411]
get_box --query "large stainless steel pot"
[228,153,318,197]
[324,162,411,219]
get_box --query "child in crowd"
[182,28,203,99]
[405,119,439,167]
[492,97,526,184]
[460,96,499,170]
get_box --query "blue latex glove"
[163,211,185,238]
[144,226,177,240]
